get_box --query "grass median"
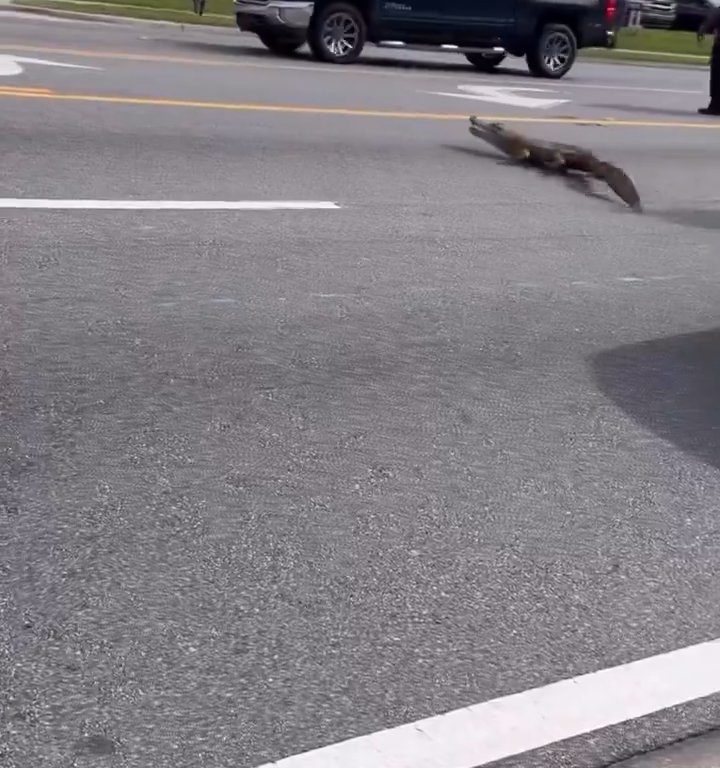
[13,0,237,25]
[9,0,716,65]
[584,26,712,65]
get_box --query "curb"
[609,46,708,59]
[611,729,720,768]
[580,54,706,70]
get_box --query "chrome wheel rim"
[321,12,360,57]
[542,32,572,72]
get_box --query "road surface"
[2,10,720,768]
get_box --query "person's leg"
[699,40,720,114]
[711,41,720,109]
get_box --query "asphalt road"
[3,10,720,768]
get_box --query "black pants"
[711,40,720,108]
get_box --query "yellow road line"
[0,85,54,93]
[1,87,719,128]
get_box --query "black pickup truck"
[215,0,624,78]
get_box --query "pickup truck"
[214,0,624,78]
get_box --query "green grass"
[581,26,712,65]
[578,28,711,66]
[10,0,718,64]
[39,0,234,10]
[614,26,711,55]
[14,0,236,25]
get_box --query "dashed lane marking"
[1,88,719,128]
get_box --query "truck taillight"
[605,0,618,23]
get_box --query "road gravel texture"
[2,13,720,768]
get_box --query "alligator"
[468,116,642,212]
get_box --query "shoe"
[698,106,720,115]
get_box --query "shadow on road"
[163,38,533,76]
[648,208,720,231]
[591,329,720,470]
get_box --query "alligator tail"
[593,161,643,212]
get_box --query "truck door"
[377,0,516,37]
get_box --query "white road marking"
[647,274,684,281]
[427,84,569,109]
[546,82,701,95]
[0,199,341,210]
[0,53,100,77]
[254,638,720,768]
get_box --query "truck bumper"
[233,0,314,32]
[581,23,618,49]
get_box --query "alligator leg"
[506,144,532,162]
[542,151,567,171]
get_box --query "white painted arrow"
[426,84,569,110]
[0,54,100,77]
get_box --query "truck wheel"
[257,31,305,56]
[465,52,506,71]
[308,2,367,63]
[526,23,577,78]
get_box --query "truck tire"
[465,52,506,71]
[526,23,577,78]
[257,31,305,56]
[308,2,367,63]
